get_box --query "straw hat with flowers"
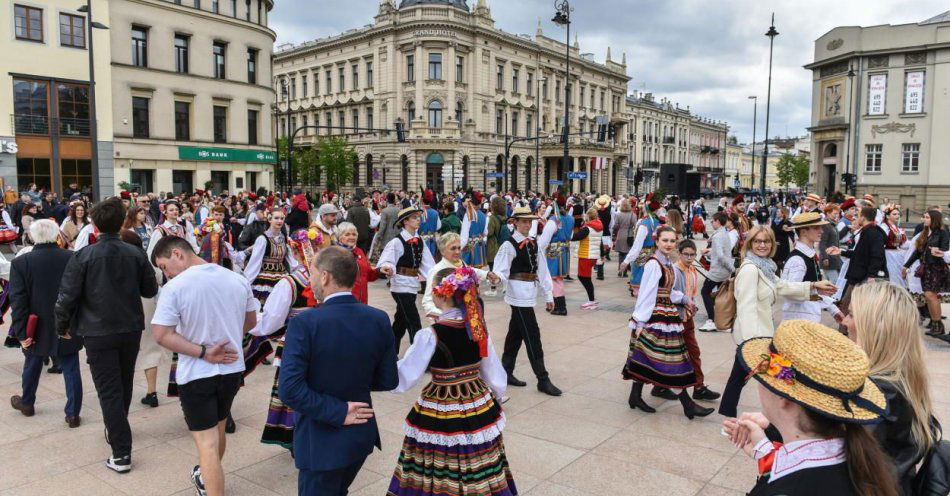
[739,320,887,424]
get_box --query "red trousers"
[681,318,704,387]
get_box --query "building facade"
[109,0,277,196]
[272,0,632,195]
[2,0,114,197]
[688,117,728,191]
[624,92,691,194]
[806,11,950,209]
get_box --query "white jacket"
[732,260,812,345]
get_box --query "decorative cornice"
[871,121,916,138]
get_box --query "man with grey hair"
[8,219,83,428]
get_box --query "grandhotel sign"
[412,29,457,38]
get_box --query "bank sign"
[178,146,276,163]
[0,140,18,154]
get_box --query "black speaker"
[660,163,688,196]
[684,173,701,200]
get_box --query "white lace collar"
[753,437,846,483]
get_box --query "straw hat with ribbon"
[509,206,539,220]
[790,211,828,229]
[395,205,423,227]
[805,193,823,204]
[739,320,887,424]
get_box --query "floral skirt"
[921,262,950,294]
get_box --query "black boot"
[225,414,236,433]
[650,386,678,401]
[678,390,714,419]
[537,377,562,397]
[692,386,721,401]
[502,356,527,387]
[927,319,944,337]
[595,264,605,281]
[628,382,656,413]
[551,296,567,316]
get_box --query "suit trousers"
[21,351,82,417]
[297,456,367,496]
[84,331,140,457]
[700,279,720,322]
[502,305,549,381]
[680,319,704,387]
[717,348,746,418]
[390,292,421,352]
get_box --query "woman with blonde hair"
[665,208,685,240]
[844,280,937,494]
[718,225,836,419]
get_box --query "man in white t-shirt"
[150,236,258,496]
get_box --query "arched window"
[455,101,463,123]
[407,101,416,122]
[365,154,374,186]
[428,100,443,128]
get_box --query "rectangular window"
[496,64,504,89]
[600,91,605,111]
[245,0,250,20]
[174,34,189,73]
[904,71,925,114]
[59,159,92,193]
[428,53,442,80]
[512,69,519,93]
[289,77,296,99]
[13,79,50,135]
[247,109,258,145]
[326,70,332,94]
[526,72,533,96]
[59,13,85,48]
[313,71,319,95]
[213,41,226,79]
[230,0,237,17]
[901,143,919,173]
[14,4,43,42]
[352,64,359,89]
[57,83,90,136]
[132,97,150,138]
[247,48,257,84]
[526,114,533,138]
[338,110,345,129]
[496,110,503,134]
[456,56,463,82]
[366,107,373,129]
[338,67,344,91]
[213,105,227,143]
[865,144,882,173]
[555,80,561,103]
[407,55,415,82]
[301,74,308,97]
[212,0,219,13]
[175,101,190,141]
[867,73,886,115]
[131,26,148,67]
[16,158,51,192]
[325,111,332,131]
[352,109,359,131]
[195,0,201,8]
[542,78,548,99]
[366,61,373,88]
[511,111,519,137]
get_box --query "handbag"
[915,263,926,279]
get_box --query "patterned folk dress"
[545,213,574,278]
[622,256,697,389]
[250,234,291,306]
[388,312,517,496]
[628,216,659,294]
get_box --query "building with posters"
[806,10,950,209]
[109,0,277,196]
[272,0,632,195]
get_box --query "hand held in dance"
[380,266,394,276]
[61,329,72,340]
[487,272,500,284]
[344,402,374,425]
[619,262,629,273]
[901,267,908,278]
[205,341,238,364]
[811,280,837,296]
[825,246,841,257]
[545,301,554,312]
[19,337,33,348]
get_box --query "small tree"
[792,155,810,191]
[317,136,357,192]
[294,146,321,190]
[775,152,811,191]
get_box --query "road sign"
[548,180,563,185]
[567,171,588,180]
[486,171,505,178]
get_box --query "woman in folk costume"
[572,208,604,310]
[244,207,299,306]
[880,204,909,288]
[620,193,661,297]
[539,195,573,316]
[461,196,490,268]
[335,221,378,304]
[247,228,321,451]
[418,194,441,261]
[196,206,235,270]
[622,226,715,419]
[388,266,515,496]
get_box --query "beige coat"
[732,260,812,345]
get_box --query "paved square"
[2,256,948,495]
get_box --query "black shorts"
[177,372,242,432]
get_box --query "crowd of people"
[2,181,950,496]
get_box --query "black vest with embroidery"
[508,238,539,274]
[396,235,424,269]
[789,248,820,282]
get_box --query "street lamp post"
[761,14,778,195]
[274,78,289,192]
[748,95,757,189]
[845,64,856,196]
[536,76,545,192]
[553,0,572,188]
[77,1,108,200]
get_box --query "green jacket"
[486,213,507,261]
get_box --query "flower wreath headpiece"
[433,267,489,357]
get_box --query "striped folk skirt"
[622,300,696,389]
[261,339,294,449]
[387,363,517,496]
[251,262,289,306]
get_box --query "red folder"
[26,314,38,340]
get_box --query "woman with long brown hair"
[665,208,685,240]
[60,201,88,248]
[903,209,950,338]
[122,205,153,250]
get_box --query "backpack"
[711,277,737,331]
[493,214,511,245]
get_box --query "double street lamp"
[76,1,109,200]
[552,0,572,187]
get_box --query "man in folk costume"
[460,196,489,268]
[490,207,561,397]
[538,195,573,316]
[310,203,338,251]
[791,193,822,219]
[247,228,322,452]
[781,212,843,323]
[417,194,441,276]
[376,206,435,352]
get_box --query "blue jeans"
[21,352,82,417]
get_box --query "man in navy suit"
[279,246,398,495]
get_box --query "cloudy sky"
[270,0,948,144]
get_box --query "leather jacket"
[54,234,159,337]
[871,378,925,495]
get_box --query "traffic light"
[597,123,607,142]
[395,121,406,143]
[607,124,617,140]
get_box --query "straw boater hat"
[790,211,828,229]
[805,193,822,203]
[739,320,887,424]
[509,206,539,220]
[395,205,423,227]
[595,195,611,208]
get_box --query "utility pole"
[761,14,779,194]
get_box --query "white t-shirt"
[152,263,259,385]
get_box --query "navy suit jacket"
[278,293,398,472]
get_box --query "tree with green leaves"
[317,137,357,192]
[775,152,811,190]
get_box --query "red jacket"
[350,246,378,304]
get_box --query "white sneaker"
[699,319,717,331]
[484,288,497,297]
[580,301,599,310]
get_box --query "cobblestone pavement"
[1,243,948,495]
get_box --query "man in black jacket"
[347,195,372,254]
[54,197,159,473]
[9,220,82,427]
[827,206,887,309]
[237,202,268,250]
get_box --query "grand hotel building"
[273,0,634,194]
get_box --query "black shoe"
[692,386,721,401]
[106,455,131,473]
[66,415,81,428]
[550,307,567,316]
[650,387,679,401]
[537,378,562,397]
[627,383,656,413]
[10,395,34,417]
[506,373,527,387]
[47,365,62,374]
[564,276,574,281]
[678,391,714,419]
[225,414,236,434]
[140,392,158,408]
[262,358,272,366]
